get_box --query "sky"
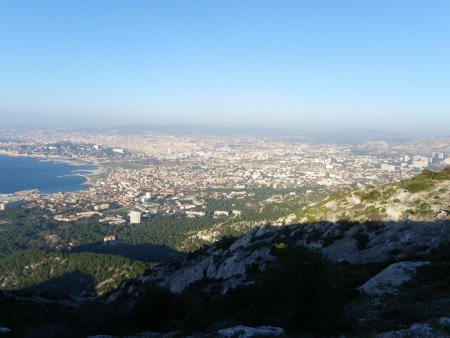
[0,0,449,135]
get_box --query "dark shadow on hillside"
[207,219,450,266]
[2,219,450,338]
[72,242,183,263]
[17,270,96,299]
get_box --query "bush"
[420,168,450,180]
[352,232,369,250]
[244,245,350,333]
[361,190,382,201]
[406,182,431,193]
[131,284,179,331]
[129,245,351,335]
[215,236,237,250]
[429,242,450,262]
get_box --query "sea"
[0,154,96,194]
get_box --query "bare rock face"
[108,219,449,302]
[309,220,450,264]
[375,323,438,338]
[439,317,450,327]
[358,261,430,296]
[89,332,181,338]
[129,227,275,295]
[157,220,448,295]
[217,325,285,337]
[161,257,210,294]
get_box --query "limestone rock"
[376,323,438,337]
[217,325,285,337]
[359,261,430,296]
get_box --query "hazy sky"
[1,0,449,134]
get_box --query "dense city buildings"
[0,128,449,225]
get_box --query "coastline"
[58,168,107,186]
[0,150,107,189]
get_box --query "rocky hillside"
[2,169,450,337]
[111,168,450,299]
[293,168,450,223]
[102,217,450,337]
[100,169,450,337]
[110,218,450,298]
[354,137,450,156]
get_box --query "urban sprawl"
[0,129,449,239]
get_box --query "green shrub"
[274,242,287,250]
[420,168,450,180]
[406,182,432,193]
[361,190,382,201]
[215,236,237,250]
[243,245,350,333]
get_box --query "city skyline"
[1,0,450,135]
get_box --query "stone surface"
[439,317,450,327]
[358,261,430,296]
[108,220,450,301]
[376,323,438,337]
[217,325,285,337]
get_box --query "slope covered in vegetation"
[294,168,450,223]
[0,250,148,297]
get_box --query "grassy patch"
[360,190,382,202]
[400,168,450,193]
[405,181,433,193]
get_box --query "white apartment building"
[129,210,142,224]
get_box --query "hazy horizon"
[1,0,450,135]
[2,123,448,141]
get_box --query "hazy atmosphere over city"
[1,1,450,338]
[1,0,450,135]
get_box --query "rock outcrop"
[217,325,285,337]
[376,323,438,338]
[358,261,430,296]
[109,219,449,302]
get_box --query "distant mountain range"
[7,125,447,145]
[110,124,409,144]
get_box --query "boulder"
[358,261,430,296]
[376,323,436,337]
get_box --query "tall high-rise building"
[129,211,142,224]
[0,202,5,211]
[432,152,444,161]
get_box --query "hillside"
[1,169,450,337]
[99,169,450,337]
[111,218,450,295]
[0,250,148,297]
[293,168,450,223]
[100,218,450,337]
